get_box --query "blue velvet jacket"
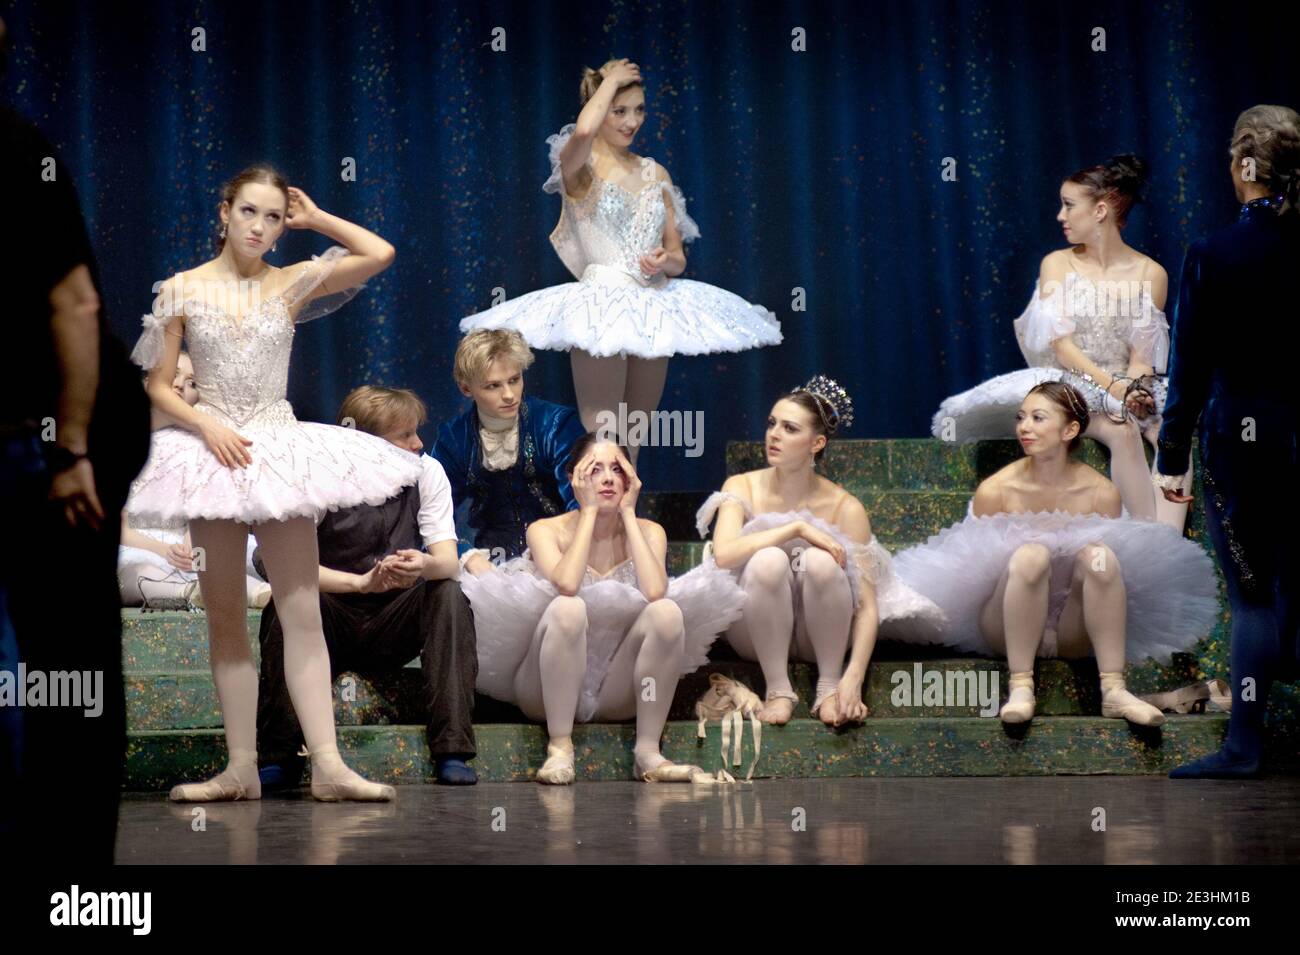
[432,395,585,561]
[1156,198,1300,480]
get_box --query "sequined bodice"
[521,552,640,588]
[184,298,297,428]
[1051,272,1156,375]
[567,178,668,278]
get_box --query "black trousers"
[256,578,478,765]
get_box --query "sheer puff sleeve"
[1128,299,1170,373]
[130,277,185,370]
[543,123,591,195]
[1013,280,1074,367]
[284,245,363,323]
[660,176,701,243]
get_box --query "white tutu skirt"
[458,264,782,359]
[722,510,946,632]
[931,367,1166,442]
[462,559,745,723]
[891,512,1219,664]
[125,413,424,526]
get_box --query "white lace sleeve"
[543,123,594,195]
[694,491,754,538]
[284,246,363,323]
[663,182,701,243]
[1152,471,1187,491]
[1013,280,1075,357]
[130,281,185,370]
[1128,301,1170,373]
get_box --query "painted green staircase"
[119,439,1297,788]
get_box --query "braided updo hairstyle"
[1064,154,1148,229]
[1230,104,1300,214]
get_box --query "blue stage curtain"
[4,0,1296,490]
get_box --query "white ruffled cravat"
[478,410,519,471]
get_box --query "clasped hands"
[356,548,427,593]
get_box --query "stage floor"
[115,776,1300,864]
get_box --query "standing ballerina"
[932,157,1187,529]
[459,58,782,464]
[695,377,944,726]
[898,383,1219,725]
[127,164,423,802]
[461,434,745,783]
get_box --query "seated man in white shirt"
[255,386,479,787]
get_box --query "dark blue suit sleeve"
[1156,239,1213,478]
[548,406,587,511]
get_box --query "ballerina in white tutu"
[899,382,1219,725]
[128,164,423,802]
[695,377,945,727]
[932,156,1190,530]
[118,351,269,610]
[458,57,781,463]
[461,433,745,784]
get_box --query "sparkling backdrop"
[3,0,1296,490]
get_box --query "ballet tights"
[986,543,1162,724]
[570,350,669,466]
[1084,415,1157,522]
[170,517,392,802]
[725,546,854,716]
[595,599,686,776]
[1143,428,1192,532]
[513,595,691,782]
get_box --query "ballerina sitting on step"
[893,382,1219,726]
[462,432,745,784]
[695,377,944,727]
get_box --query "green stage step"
[119,436,1300,790]
[124,653,1211,731]
[124,716,1237,788]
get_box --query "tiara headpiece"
[791,375,854,431]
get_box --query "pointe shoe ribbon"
[694,673,763,781]
[1139,678,1231,714]
[1100,671,1166,726]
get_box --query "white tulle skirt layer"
[125,413,424,526]
[931,367,1166,442]
[458,266,782,359]
[726,510,947,631]
[462,560,745,723]
[890,512,1219,664]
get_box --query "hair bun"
[1105,154,1149,198]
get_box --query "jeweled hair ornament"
[792,374,855,431]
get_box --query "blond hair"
[1230,105,1300,213]
[336,385,428,437]
[453,329,535,388]
[579,58,643,107]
